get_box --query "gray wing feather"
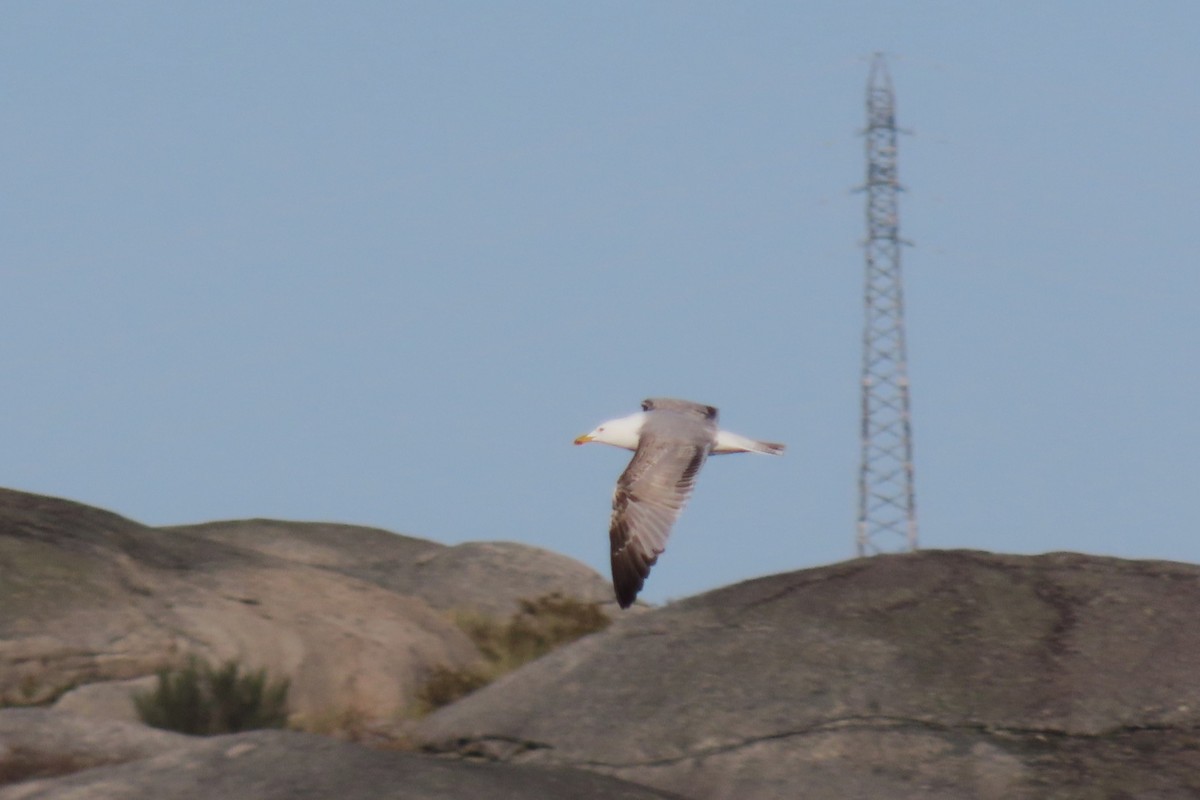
[609,408,716,608]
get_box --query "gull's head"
[573,411,645,451]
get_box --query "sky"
[2,3,1198,605]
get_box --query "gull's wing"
[609,431,710,608]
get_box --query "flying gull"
[574,398,784,608]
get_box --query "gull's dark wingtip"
[611,534,658,609]
[611,555,643,609]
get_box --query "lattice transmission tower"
[856,53,918,556]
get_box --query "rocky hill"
[4,488,1200,798]
[0,488,614,727]
[418,549,1200,799]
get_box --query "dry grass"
[415,592,611,714]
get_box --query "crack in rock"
[429,715,1200,770]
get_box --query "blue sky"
[3,3,1198,604]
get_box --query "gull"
[574,398,784,608]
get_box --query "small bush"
[134,656,290,735]
[416,593,611,713]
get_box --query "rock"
[0,708,187,786]
[377,540,618,617]
[170,520,617,617]
[417,550,1200,799]
[0,710,682,800]
[0,488,613,725]
[52,677,156,723]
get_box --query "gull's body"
[574,398,784,608]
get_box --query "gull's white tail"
[713,430,786,456]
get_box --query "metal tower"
[856,53,918,556]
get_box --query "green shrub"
[134,656,290,735]
[416,592,611,713]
